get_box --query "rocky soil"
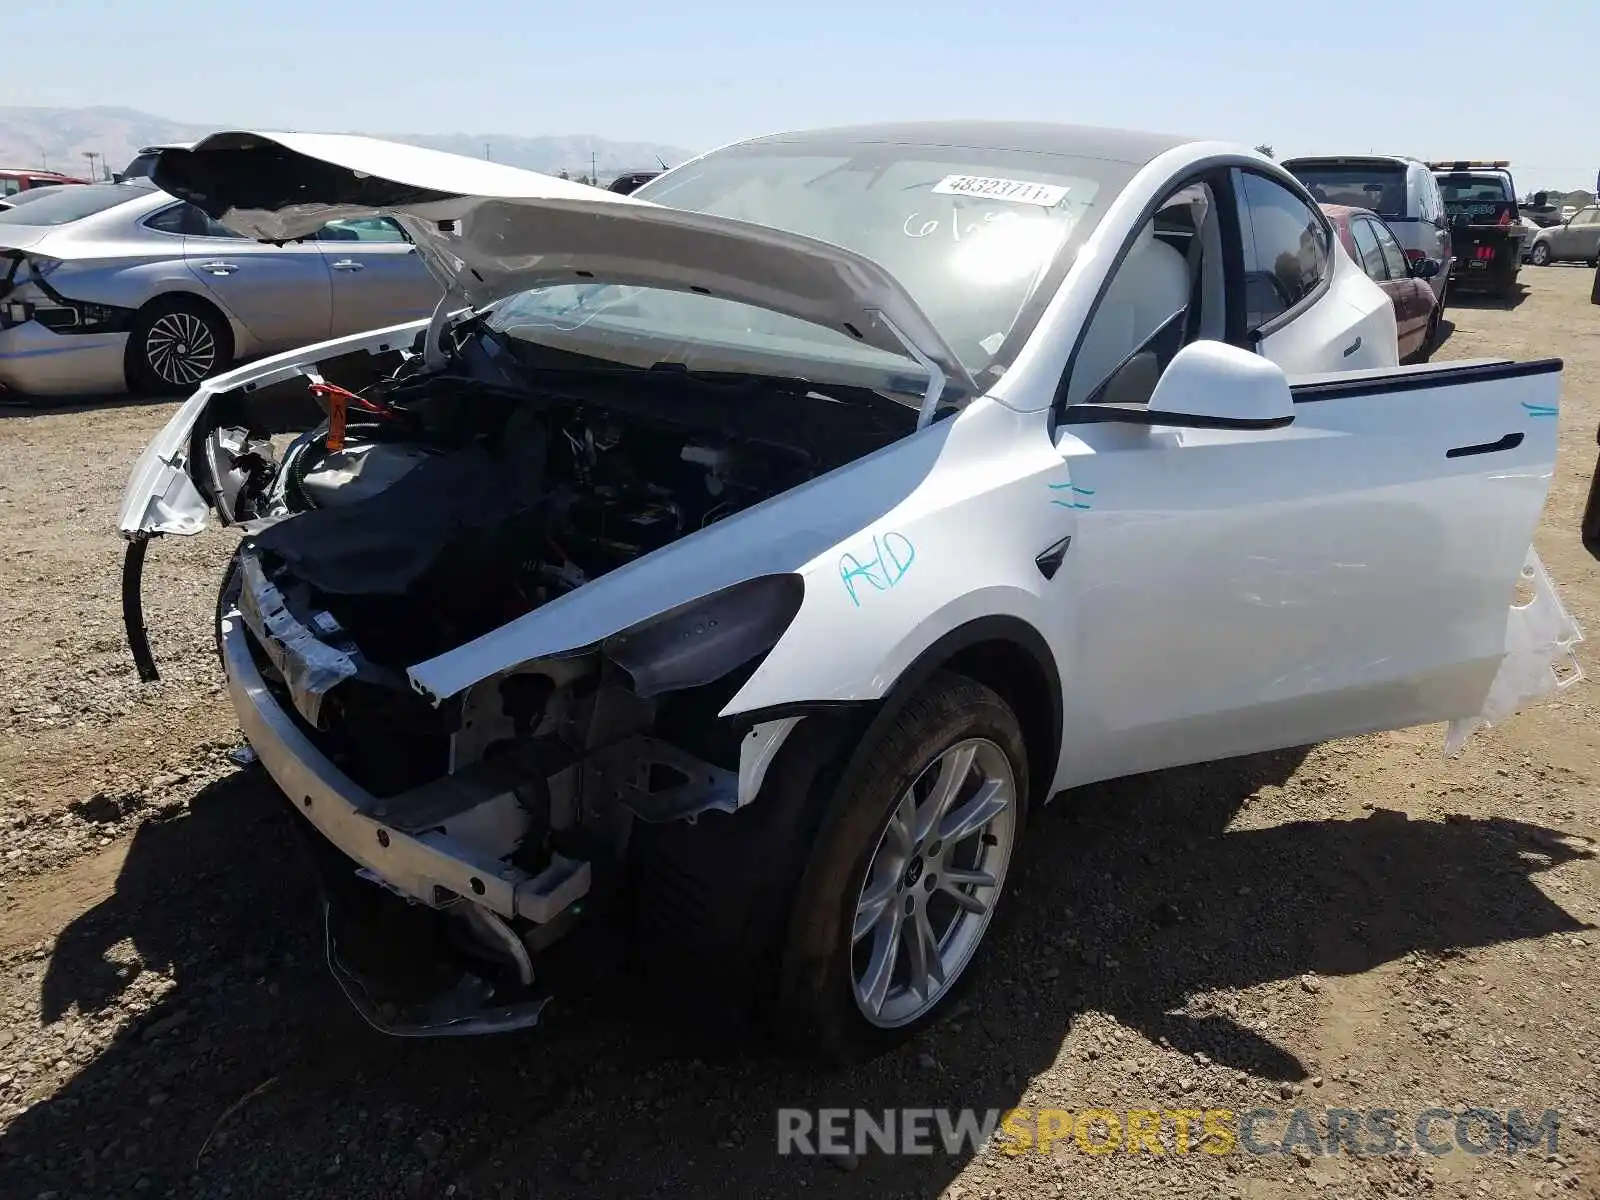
[1,267,1598,1199]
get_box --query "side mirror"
[1451,213,1471,233]
[1414,258,1442,280]
[1061,341,1295,431]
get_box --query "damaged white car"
[117,124,1582,1060]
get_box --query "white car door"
[1043,168,1559,789]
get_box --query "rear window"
[0,183,149,226]
[1436,174,1513,204]
[1284,161,1407,219]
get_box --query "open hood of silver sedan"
[152,131,973,392]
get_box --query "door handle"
[1446,431,1525,459]
[199,261,238,275]
[329,259,365,271]
[1342,336,1362,357]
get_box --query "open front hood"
[153,131,973,391]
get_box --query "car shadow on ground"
[0,391,178,418]
[1449,285,1529,312]
[2,748,1593,1198]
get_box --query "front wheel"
[1530,242,1552,266]
[777,671,1029,1061]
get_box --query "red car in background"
[0,168,89,198]
[1319,203,1442,361]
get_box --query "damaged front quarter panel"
[117,317,433,539]
[116,319,434,680]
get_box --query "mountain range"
[0,105,696,182]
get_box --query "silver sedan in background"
[0,182,441,397]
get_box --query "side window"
[1572,208,1599,228]
[1064,180,1218,408]
[1371,221,1409,279]
[144,203,244,239]
[143,203,193,235]
[1349,219,1389,280]
[0,177,20,197]
[316,216,408,243]
[192,210,246,240]
[1234,170,1331,334]
[1414,166,1439,223]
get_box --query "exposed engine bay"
[194,342,916,1033]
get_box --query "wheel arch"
[122,290,238,392]
[749,615,1063,812]
[879,615,1062,808]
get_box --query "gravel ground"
[1,267,1598,1200]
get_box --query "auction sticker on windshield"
[931,175,1070,207]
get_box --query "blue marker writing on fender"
[839,532,916,608]
[1521,401,1559,418]
[1048,479,1096,510]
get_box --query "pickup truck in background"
[1429,161,1531,299]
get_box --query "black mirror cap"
[1415,258,1442,280]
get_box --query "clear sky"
[6,0,1596,191]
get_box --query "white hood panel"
[154,131,973,390]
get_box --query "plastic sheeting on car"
[1445,546,1585,756]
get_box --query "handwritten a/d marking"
[839,532,917,608]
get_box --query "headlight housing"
[602,574,804,698]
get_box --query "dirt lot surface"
[2,267,1598,1200]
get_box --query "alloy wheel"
[144,310,218,387]
[850,737,1017,1028]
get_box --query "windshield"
[1284,161,1406,219]
[0,182,150,226]
[485,141,1136,379]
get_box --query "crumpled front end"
[221,527,814,1035]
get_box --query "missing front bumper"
[223,606,592,1035]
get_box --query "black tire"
[126,296,233,395]
[774,671,1029,1063]
[1494,264,1519,301]
[1530,242,1551,266]
[1415,307,1440,362]
[626,710,859,1030]
[214,548,243,665]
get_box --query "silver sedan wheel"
[144,311,218,387]
[1531,242,1551,266]
[850,737,1017,1029]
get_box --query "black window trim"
[1290,356,1562,404]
